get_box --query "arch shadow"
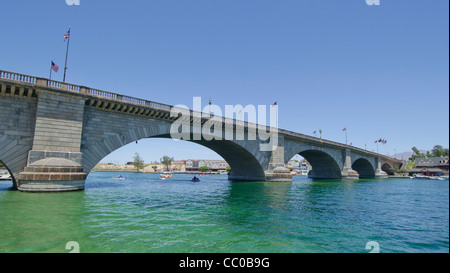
[381,163,394,175]
[298,150,342,179]
[152,134,266,181]
[0,160,16,190]
[352,158,376,178]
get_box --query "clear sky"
[1,0,448,164]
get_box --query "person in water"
[119,175,123,179]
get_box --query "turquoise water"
[0,172,448,253]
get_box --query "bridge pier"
[341,149,359,179]
[17,85,87,192]
[18,156,86,192]
[375,157,389,178]
[265,145,292,182]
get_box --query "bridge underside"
[352,158,376,178]
[151,135,267,181]
[299,150,342,179]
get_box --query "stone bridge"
[0,70,403,192]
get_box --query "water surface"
[0,172,448,253]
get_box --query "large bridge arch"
[351,158,376,178]
[81,109,267,181]
[283,140,344,179]
[298,150,342,179]
[284,145,342,179]
[381,163,394,175]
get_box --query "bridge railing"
[0,69,399,162]
[0,70,37,84]
[0,69,174,111]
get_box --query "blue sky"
[1,0,448,163]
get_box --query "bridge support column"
[375,157,388,178]
[341,149,359,180]
[265,140,292,182]
[17,88,87,192]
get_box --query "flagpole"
[345,128,347,145]
[49,59,53,80]
[63,26,71,83]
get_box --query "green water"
[0,172,448,253]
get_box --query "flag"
[64,29,70,41]
[350,142,352,146]
[271,101,277,106]
[378,138,383,143]
[374,140,378,143]
[313,131,316,134]
[51,61,59,72]
[343,127,347,131]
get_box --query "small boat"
[0,170,11,180]
[112,175,125,180]
[192,176,200,182]
[161,172,173,178]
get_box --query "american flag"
[51,61,59,72]
[64,29,70,41]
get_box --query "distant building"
[185,159,229,172]
[286,159,311,175]
[409,157,449,176]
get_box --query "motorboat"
[0,170,11,180]
[161,172,173,178]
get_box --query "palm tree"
[161,156,174,171]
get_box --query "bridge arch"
[81,123,266,181]
[351,158,376,178]
[0,160,16,189]
[296,150,342,179]
[381,163,394,175]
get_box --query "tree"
[160,156,174,171]
[431,145,444,157]
[133,153,144,171]
[199,166,210,172]
[151,165,158,172]
[409,147,425,161]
